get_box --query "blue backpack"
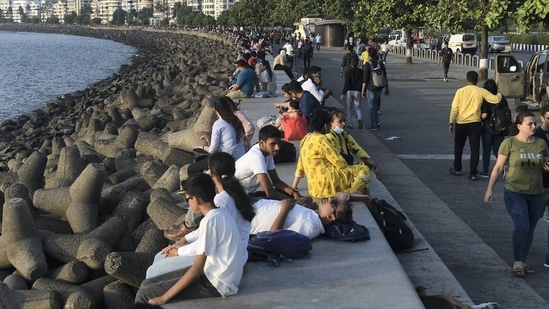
[247,230,312,266]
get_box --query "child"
[135,174,244,305]
[276,100,308,141]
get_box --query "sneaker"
[478,172,489,178]
[449,168,461,176]
[544,255,549,268]
[444,78,448,82]
[469,175,478,181]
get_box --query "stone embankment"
[0,24,237,308]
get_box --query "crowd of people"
[447,70,549,278]
[133,31,384,306]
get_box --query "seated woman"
[292,109,370,199]
[226,97,255,151]
[258,60,277,96]
[275,100,308,141]
[135,172,245,305]
[272,48,294,79]
[325,110,382,179]
[146,152,254,280]
[186,97,246,176]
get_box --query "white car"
[488,36,511,53]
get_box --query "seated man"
[135,174,244,305]
[297,66,332,106]
[227,59,256,99]
[235,125,300,200]
[286,80,321,125]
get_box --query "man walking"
[438,42,453,82]
[361,48,388,131]
[448,71,502,181]
[340,45,358,77]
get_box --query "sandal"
[164,223,194,241]
[523,264,536,275]
[513,267,525,277]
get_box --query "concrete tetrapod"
[44,215,126,270]
[1,198,48,281]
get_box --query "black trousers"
[135,267,220,304]
[454,122,482,176]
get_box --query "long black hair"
[509,111,536,136]
[208,152,255,222]
[214,97,245,142]
[261,60,273,82]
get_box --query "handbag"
[282,115,308,141]
[340,134,354,165]
[192,148,209,163]
[341,153,354,165]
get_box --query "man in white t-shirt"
[235,125,300,200]
[251,194,360,239]
[135,174,243,305]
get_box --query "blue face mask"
[333,126,344,135]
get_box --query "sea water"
[0,31,135,123]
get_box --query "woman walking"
[484,111,549,277]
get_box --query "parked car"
[488,36,511,53]
[494,50,549,108]
[448,33,478,55]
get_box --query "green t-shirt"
[500,137,549,194]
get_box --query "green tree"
[91,17,102,24]
[139,7,154,25]
[64,11,77,24]
[111,8,127,25]
[75,4,92,24]
[46,16,60,24]
[322,0,358,38]
[354,0,432,63]
[515,0,549,32]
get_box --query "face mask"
[332,126,344,135]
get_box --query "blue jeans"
[346,90,362,127]
[503,189,544,262]
[481,122,505,174]
[366,90,381,129]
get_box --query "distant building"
[0,0,238,23]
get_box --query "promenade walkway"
[163,50,478,309]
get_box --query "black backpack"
[367,198,414,251]
[321,220,370,242]
[488,98,512,135]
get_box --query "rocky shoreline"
[0,24,240,308]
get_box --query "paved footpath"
[311,46,549,308]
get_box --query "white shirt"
[259,70,277,96]
[179,192,250,265]
[196,208,243,296]
[283,43,294,56]
[250,199,325,238]
[210,118,245,160]
[235,144,275,194]
[301,78,324,103]
[315,35,322,43]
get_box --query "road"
[287,45,549,308]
